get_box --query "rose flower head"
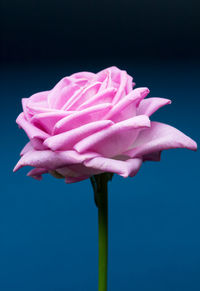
[14,66,197,183]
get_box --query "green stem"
[90,174,109,291]
[98,179,108,291]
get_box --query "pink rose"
[14,66,197,183]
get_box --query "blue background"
[1,59,199,290]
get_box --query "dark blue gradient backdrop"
[1,0,200,289]
[1,59,199,291]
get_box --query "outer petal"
[53,103,112,134]
[20,142,33,156]
[13,150,98,172]
[84,157,143,178]
[44,120,113,151]
[27,168,48,180]
[137,97,171,116]
[22,98,32,120]
[16,113,49,140]
[124,121,197,158]
[74,115,150,157]
[105,87,150,122]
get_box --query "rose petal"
[69,71,96,87]
[30,91,49,103]
[44,120,113,151]
[22,98,32,120]
[124,121,197,158]
[31,111,70,134]
[77,88,117,110]
[137,97,171,116]
[30,137,48,150]
[48,77,72,108]
[98,66,123,84]
[20,142,34,156]
[53,83,80,109]
[112,70,128,103]
[53,103,112,134]
[16,113,49,140]
[13,149,98,172]
[98,69,112,90]
[70,71,96,80]
[84,156,143,178]
[105,87,150,122]
[27,168,48,180]
[66,82,102,110]
[126,75,134,94]
[25,91,49,115]
[74,115,150,157]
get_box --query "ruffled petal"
[124,121,197,158]
[84,156,143,178]
[44,120,113,151]
[137,97,171,116]
[74,115,150,157]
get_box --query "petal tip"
[164,99,172,105]
[13,163,21,172]
[141,87,150,96]
[190,140,197,151]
